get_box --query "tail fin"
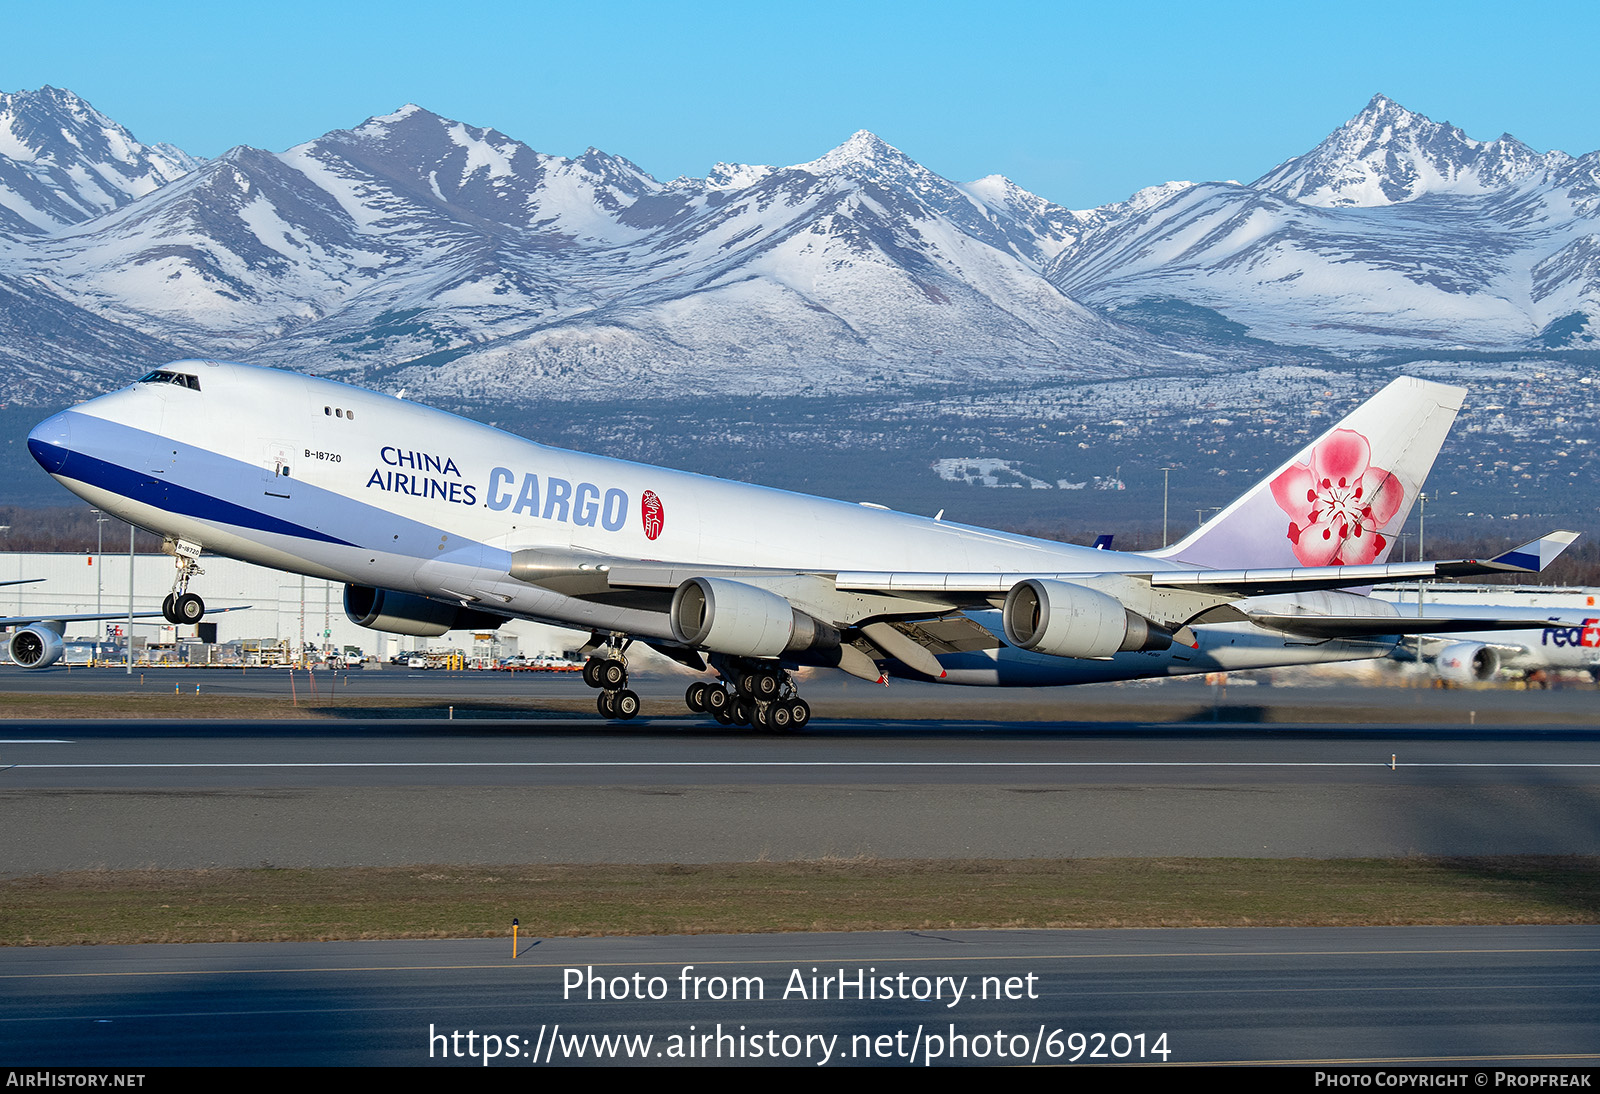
[1152,376,1465,569]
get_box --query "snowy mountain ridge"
[2,87,1599,406]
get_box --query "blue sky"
[5,0,1599,208]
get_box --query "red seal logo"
[641,490,664,541]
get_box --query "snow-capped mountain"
[2,94,1197,402]
[1050,94,1600,351]
[0,87,200,235]
[3,88,1600,406]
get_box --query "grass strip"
[3,857,1598,945]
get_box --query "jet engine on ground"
[1435,641,1500,683]
[670,577,841,657]
[343,585,506,637]
[7,624,64,669]
[1002,579,1172,659]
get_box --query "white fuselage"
[28,360,1392,684]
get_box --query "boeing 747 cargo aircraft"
[24,361,1575,727]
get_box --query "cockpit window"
[137,370,201,391]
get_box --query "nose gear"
[161,539,207,625]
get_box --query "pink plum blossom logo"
[1269,429,1403,566]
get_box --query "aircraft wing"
[833,532,1581,599]
[0,605,252,628]
[510,533,1579,628]
[0,579,44,590]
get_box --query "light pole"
[1414,492,1429,665]
[1162,467,1175,547]
[90,509,108,618]
[126,523,134,675]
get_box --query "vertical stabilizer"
[1153,377,1465,569]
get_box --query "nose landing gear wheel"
[174,593,205,624]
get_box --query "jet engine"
[670,577,840,657]
[343,585,507,637]
[1002,579,1171,659]
[1436,642,1501,683]
[7,624,65,669]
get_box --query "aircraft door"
[262,441,295,499]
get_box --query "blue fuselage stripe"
[29,439,358,548]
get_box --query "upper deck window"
[137,370,200,391]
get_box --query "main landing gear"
[161,546,206,625]
[581,640,640,721]
[685,659,810,732]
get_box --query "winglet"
[1481,531,1580,573]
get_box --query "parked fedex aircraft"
[1,594,247,668]
[24,361,1576,727]
[1391,604,1600,683]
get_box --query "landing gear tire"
[613,689,640,720]
[597,691,616,718]
[704,686,730,716]
[753,672,780,700]
[787,699,811,729]
[712,704,734,726]
[174,593,205,624]
[583,658,606,688]
[770,703,793,731]
[751,704,772,731]
[161,593,177,624]
[599,660,628,689]
[731,698,753,726]
[686,682,709,712]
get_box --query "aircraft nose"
[27,412,73,475]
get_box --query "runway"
[4,927,1598,1067]
[5,715,1600,868]
[5,672,1600,1068]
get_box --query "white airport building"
[0,550,588,666]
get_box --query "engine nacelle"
[1436,641,1500,683]
[1002,579,1171,659]
[8,624,65,669]
[670,577,839,657]
[343,585,506,637]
